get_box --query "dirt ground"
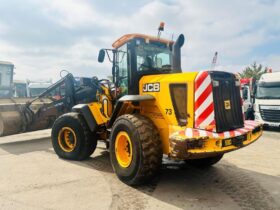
[0,129,279,210]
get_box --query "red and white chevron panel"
[194,71,216,131]
[170,120,261,139]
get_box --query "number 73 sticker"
[165,109,172,115]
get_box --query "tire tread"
[111,114,162,185]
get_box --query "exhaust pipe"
[172,34,185,73]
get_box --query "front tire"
[51,112,97,160]
[110,114,162,186]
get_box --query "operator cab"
[98,33,184,96]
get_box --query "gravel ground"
[0,129,279,210]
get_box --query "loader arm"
[18,73,77,132]
[0,73,101,136]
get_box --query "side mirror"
[242,88,248,100]
[98,49,105,63]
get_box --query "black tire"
[51,112,97,160]
[187,154,223,168]
[110,114,162,186]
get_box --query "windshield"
[135,39,172,72]
[256,84,280,99]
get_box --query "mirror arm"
[105,49,113,63]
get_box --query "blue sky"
[0,0,280,81]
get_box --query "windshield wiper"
[256,96,280,99]
[160,68,172,73]
[148,67,172,72]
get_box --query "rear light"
[169,84,187,126]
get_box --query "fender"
[72,104,98,132]
[118,94,155,102]
[108,94,155,127]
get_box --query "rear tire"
[110,114,162,186]
[187,154,223,168]
[51,112,97,160]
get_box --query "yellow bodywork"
[168,125,262,159]
[85,72,262,160]
[139,72,198,154]
[87,84,113,126]
[137,72,262,159]
[88,102,109,125]
[187,129,262,156]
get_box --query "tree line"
[239,62,271,80]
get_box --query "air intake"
[170,84,187,126]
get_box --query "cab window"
[135,39,172,72]
[117,44,128,96]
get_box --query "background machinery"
[51,25,263,186]
[0,73,105,136]
[0,61,14,98]
[240,78,256,120]
[254,72,280,128]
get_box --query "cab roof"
[112,33,174,48]
[260,72,280,82]
[0,61,14,66]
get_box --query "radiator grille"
[260,107,280,122]
[210,71,244,132]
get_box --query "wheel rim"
[58,127,77,152]
[115,131,133,168]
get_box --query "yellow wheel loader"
[51,27,263,185]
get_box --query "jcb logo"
[143,83,160,92]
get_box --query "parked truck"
[254,72,280,128]
[240,78,255,120]
[13,79,53,98]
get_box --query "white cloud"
[1,0,280,81]
[32,0,121,29]
[95,0,280,71]
[262,55,280,72]
[33,0,97,28]
[0,38,111,81]
[0,22,9,35]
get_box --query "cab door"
[116,44,129,97]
